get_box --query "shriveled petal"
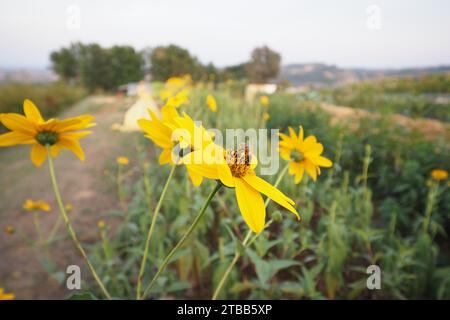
[30,144,48,166]
[243,173,299,219]
[234,177,266,233]
[23,99,44,123]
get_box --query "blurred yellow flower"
[23,199,51,212]
[117,156,130,165]
[279,126,332,184]
[5,226,15,235]
[431,169,448,181]
[138,105,213,186]
[65,203,74,212]
[260,95,270,106]
[263,112,270,121]
[97,220,106,229]
[206,95,217,112]
[185,145,299,233]
[166,89,190,108]
[0,99,95,166]
[0,288,15,300]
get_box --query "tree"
[78,44,114,91]
[109,46,144,88]
[245,46,281,83]
[150,45,202,81]
[50,44,81,81]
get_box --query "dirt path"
[0,95,139,299]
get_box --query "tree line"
[50,43,281,91]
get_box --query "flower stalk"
[46,145,111,300]
[136,164,176,299]
[140,182,222,300]
[212,162,289,299]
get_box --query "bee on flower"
[279,126,332,184]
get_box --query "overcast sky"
[1,0,450,69]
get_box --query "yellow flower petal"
[1,113,36,135]
[303,159,317,181]
[0,131,34,146]
[309,155,333,168]
[243,173,299,219]
[57,137,85,160]
[30,144,48,166]
[187,167,203,186]
[234,177,265,233]
[23,99,44,123]
[158,148,173,165]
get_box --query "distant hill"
[279,63,450,87]
[0,68,56,83]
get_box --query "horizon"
[1,0,450,70]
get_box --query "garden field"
[0,79,449,300]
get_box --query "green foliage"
[50,43,144,92]
[320,73,450,121]
[0,82,87,118]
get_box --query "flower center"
[226,145,251,178]
[291,150,304,162]
[36,131,59,146]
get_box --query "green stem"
[136,165,176,299]
[46,146,112,300]
[212,162,289,300]
[140,182,222,300]
[47,214,62,243]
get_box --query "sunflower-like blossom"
[0,99,95,166]
[279,126,332,184]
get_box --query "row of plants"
[1,78,449,299]
[318,73,450,121]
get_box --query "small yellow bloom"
[206,95,217,112]
[0,99,95,166]
[263,112,270,121]
[185,144,299,233]
[117,156,129,165]
[23,199,51,212]
[431,169,448,181]
[279,126,332,184]
[65,203,74,212]
[5,226,15,235]
[97,220,106,229]
[0,288,15,300]
[260,95,270,106]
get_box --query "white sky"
[1,0,450,69]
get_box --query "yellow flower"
[431,169,448,181]
[260,95,270,106]
[23,199,51,212]
[279,126,332,184]
[97,220,106,229]
[206,95,217,112]
[166,89,190,108]
[117,156,129,165]
[0,288,15,300]
[5,226,15,235]
[65,203,74,212]
[138,105,213,186]
[263,112,270,121]
[185,145,299,233]
[0,99,95,166]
